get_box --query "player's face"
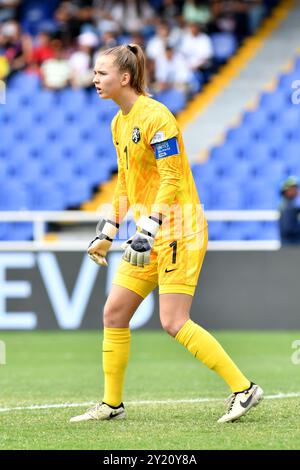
[93,55,125,100]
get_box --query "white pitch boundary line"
[0,392,300,414]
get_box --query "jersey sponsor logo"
[153,137,179,159]
[132,127,141,143]
[150,131,165,144]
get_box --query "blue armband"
[153,137,180,160]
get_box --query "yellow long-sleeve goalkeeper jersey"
[110,95,206,243]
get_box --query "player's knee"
[160,312,188,337]
[160,317,181,337]
[103,301,123,327]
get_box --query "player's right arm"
[88,115,130,266]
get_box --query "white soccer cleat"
[217,382,263,423]
[69,402,125,423]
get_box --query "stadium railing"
[0,210,280,251]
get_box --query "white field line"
[0,392,299,414]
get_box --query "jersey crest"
[132,127,141,144]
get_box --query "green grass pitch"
[1,330,300,450]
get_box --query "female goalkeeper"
[70,44,263,424]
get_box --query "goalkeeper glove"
[88,218,119,266]
[121,215,161,267]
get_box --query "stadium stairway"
[182,0,298,163]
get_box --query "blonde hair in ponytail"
[101,43,148,95]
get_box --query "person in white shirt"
[154,45,193,95]
[41,39,71,90]
[69,31,98,88]
[146,21,171,62]
[179,22,213,71]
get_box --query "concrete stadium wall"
[0,248,299,330]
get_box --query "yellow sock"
[175,320,250,393]
[102,327,130,407]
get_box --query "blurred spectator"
[54,1,94,45]
[29,30,55,66]
[100,29,118,48]
[1,0,278,92]
[179,22,213,72]
[247,0,266,33]
[0,20,30,75]
[0,53,9,79]
[41,38,71,90]
[92,1,120,37]
[146,21,172,61]
[0,0,20,23]
[158,0,183,20]
[211,0,250,41]
[109,0,155,34]
[183,0,212,28]
[129,30,145,48]
[20,0,60,36]
[154,44,193,95]
[69,31,98,88]
[279,176,300,246]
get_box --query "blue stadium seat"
[277,142,300,165]
[29,182,66,210]
[57,125,81,146]
[7,157,42,184]
[0,159,8,179]
[0,182,29,210]
[243,181,278,209]
[242,109,269,127]
[30,90,57,112]
[243,142,273,163]
[0,223,11,241]
[250,160,287,184]
[42,159,74,184]
[278,72,300,90]
[211,181,242,209]
[7,222,34,241]
[61,179,93,207]
[24,125,48,146]
[58,89,89,111]
[255,221,279,240]
[220,222,245,241]
[195,181,213,210]
[210,143,239,161]
[155,89,186,115]
[73,157,112,186]
[215,158,251,181]
[275,107,300,126]
[211,32,237,62]
[259,90,290,116]
[226,126,255,144]
[192,162,217,182]
[207,221,226,241]
[9,73,41,91]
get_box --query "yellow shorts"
[113,228,208,298]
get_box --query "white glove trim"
[102,220,119,240]
[137,215,160,237]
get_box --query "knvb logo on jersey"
[132,127,141,143]
[0,79,6,105]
